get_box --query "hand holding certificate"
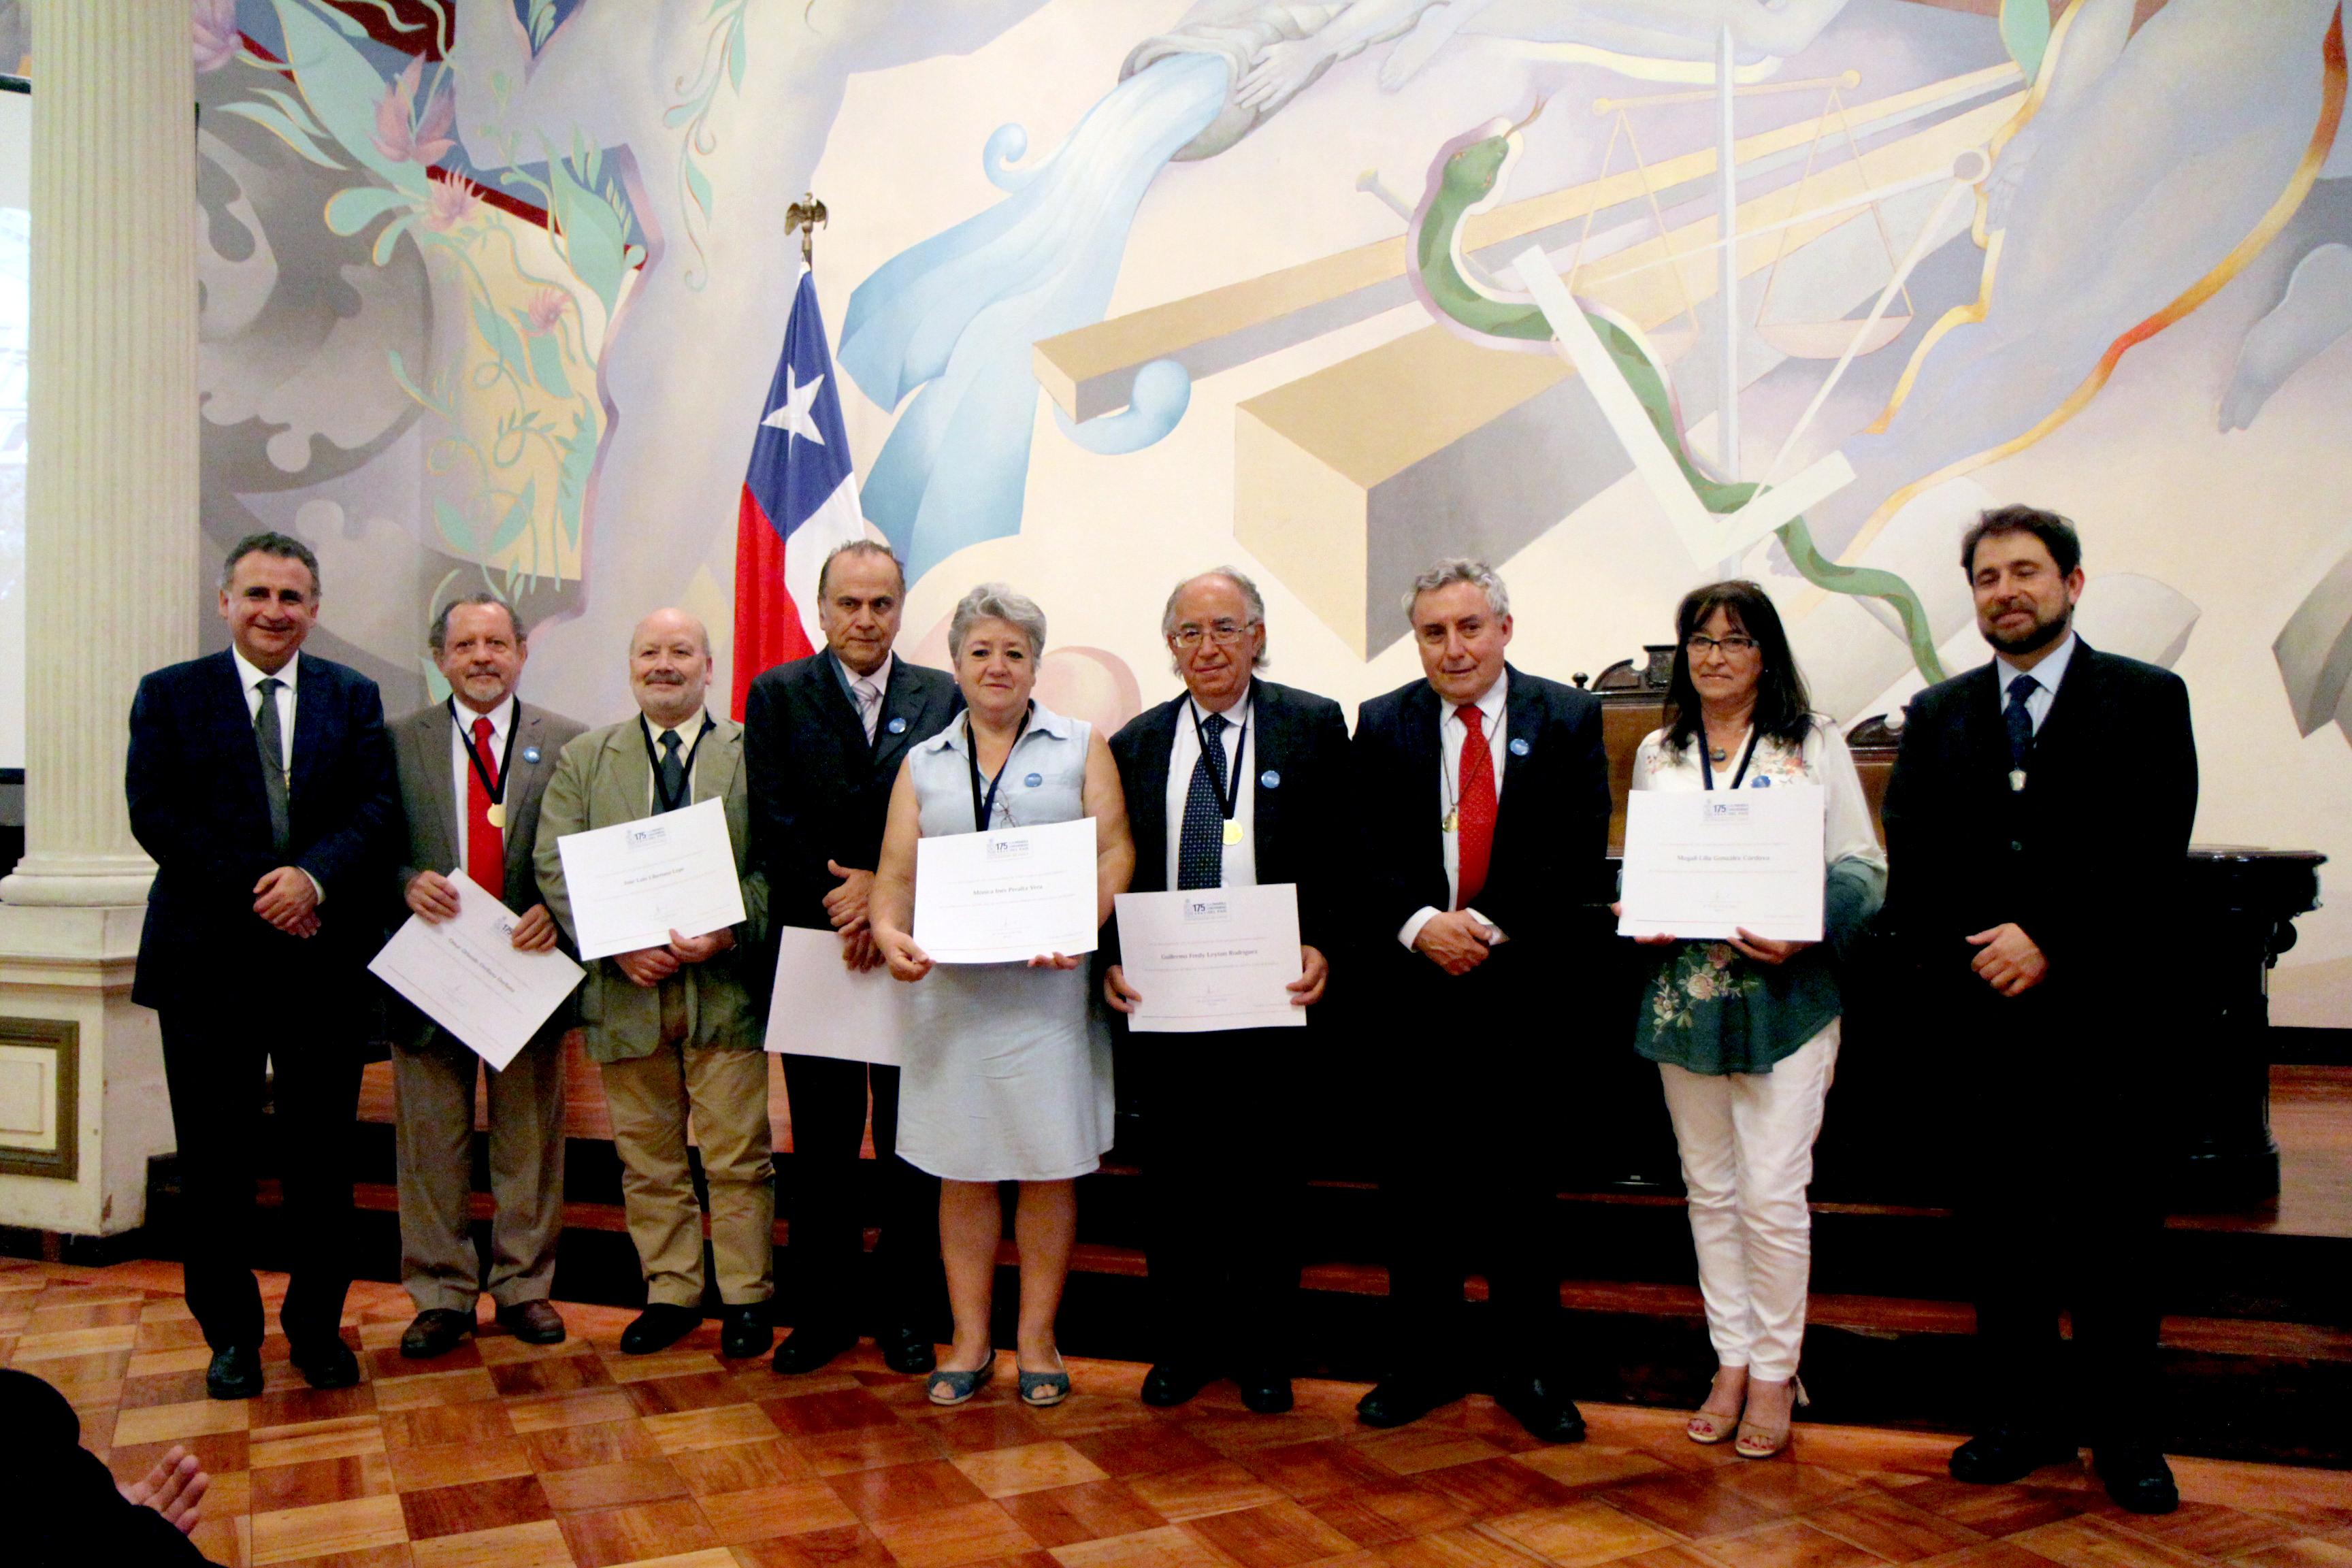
[1112,885,1305,1032]
[913,816,1100,964]
[555,796,747,960]
[1617,785,1826,942]
[369,870,584,1070]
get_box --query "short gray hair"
[1161,567,1270,671]
[949,583,1047,660]
[816,538,906,600]
[1402,557,1510,623]
[428,592,525,654]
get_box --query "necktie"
[466,715,505,900]
[852,675,883,744]
[657,729,687,813]
[254,676,291,856]
[1176,711,1229,891]
[1454,704,1496,909]
[2004,672,2038,771]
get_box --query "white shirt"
[448,695,517,871]
[642,711,708,811]
[1398,672,1509,949]
[1994,630,2076,736]
[1162,684,1258,890]
[232,646,299,774]
[837,650,894,744]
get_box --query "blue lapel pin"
[1752,775,1771,787]
[1024,772,1043,788]
[1260,769,1281,789]
[887,715,908,735]
[522,746,541,764]
[1509,737,1531,757]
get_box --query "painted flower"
[422,174,480,233]
[372,57,457,167]
[523,287,568,337]
[191,0,239,74]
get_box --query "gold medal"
[2008,769,2026,794]
[486,802,508,829]
[1441,808,1458,834]
[1222,819,1243,847]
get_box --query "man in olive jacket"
[536,609,773,1359]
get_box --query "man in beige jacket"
[536,608,774,1358]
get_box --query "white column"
[0,0,195,1237]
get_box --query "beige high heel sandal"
[1734,1376,1809,1459]
[1686,1369,1747,1445]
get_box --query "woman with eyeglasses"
[1624,581,1885,1458]
[870,584,1134,1409]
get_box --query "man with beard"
[1882,506,2197,1514]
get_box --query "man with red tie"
[1349,558,1613,1441]
[385,595,585,1358]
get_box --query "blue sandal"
[927,1351,996,1407]
[1018,1362,1071,1407]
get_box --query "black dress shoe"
[293,1339,361,1390]
[1356,1373,1467,1428]
[771,1323,858,1374]
[1949,1425,2076,1484]
[1492,1375,1586,1444]
[496,1299,568,1345]
[401,1308,476,1359]
[620,1303,702,1356]
[1141,1363,1220,1409]
[719,1305,774,1360]
[880,1326,937,1375]
[204,1344,263,1401]
[2095,1445,2179,1515]
[1235,1369,1294,1415]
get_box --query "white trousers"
[1656,1022,1839,1382]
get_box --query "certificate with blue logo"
[1113,883,1305,1033]
[1617,785,1825,943]
[914,815,1100,964]
[555,796,748,960]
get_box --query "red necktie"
[466,715,505,901]
[1455,704,1496,909]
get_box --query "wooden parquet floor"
[5,1260,2350,1568]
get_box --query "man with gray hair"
[381,593,585,1358]
[1102,568,1352,1414]
[1348,557,1611,1441]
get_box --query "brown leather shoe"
[400,1308,475,1360]
[495,1300,567,1345]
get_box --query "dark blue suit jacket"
[127,648,399,1011]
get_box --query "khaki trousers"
[598,1039,774,1308]
[393,1024,568,1314]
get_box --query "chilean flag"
[730,266,864,719]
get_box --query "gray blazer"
[387,698,587,1051]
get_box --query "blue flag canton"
[747,272,855,538]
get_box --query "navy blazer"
[1351,664,1612,966]
[1107,678,1354,962]
[1882,638,2196,998]
[744,649,961,934]
[127,648,399,1010]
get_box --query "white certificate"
[913,816,1099,964]
[764,925,909,1066]
[1113,884,1305,1034]
[555,796,748,960]
[368,870,585,1071]
[1618,785,1827,942]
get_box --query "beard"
[1985,604,2071,659]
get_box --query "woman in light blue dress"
[870,585,1134,1409]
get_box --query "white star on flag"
[760,367,827,446]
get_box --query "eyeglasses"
[1686,634,1760,657]
[1171,620,1259,649]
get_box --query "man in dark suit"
[127,532,398,1399]
[1350,557,1611,1443]
[745,540,960,1375]
[1102,568,1352,1416]
[385,593,586,1359]
[1882,506,2195,1515]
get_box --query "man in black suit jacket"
[1102,568,1352,1416]
[127,532,398,1399]
[745,540,960,1375]
[1882,506,2195,1515]
[1350,558,1612,1443]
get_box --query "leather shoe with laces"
[1356,1373,1467,1428]
[620,1303,702,1356]
[1235,1368,1294,1415]
[772,1323,858,1375]
[205,1344,263,1401]
[880,1326,937,1375]
[2095,1445,2178,1515]
[1493,1375,1586,1444]
[402,1309,476,1359]
[719,1305,774,1360]
[496,1300,567,1345]
[1141,1363,1220,1409]
[294,1339,361,1390]
[1948,1425,2076,1484]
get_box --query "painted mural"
[184,0,2352,1021]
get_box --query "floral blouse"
[1629,718,1886,1075]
